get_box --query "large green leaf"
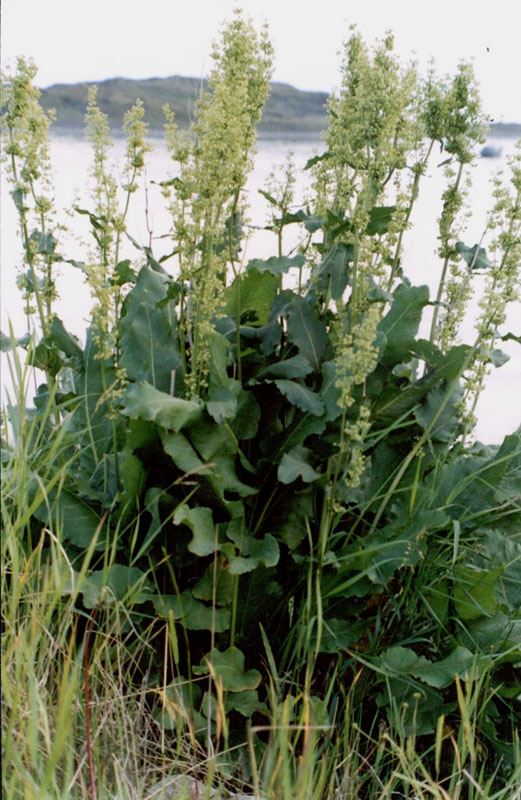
[207,387,238,423]
[286,296,329,371]
[456,241,492,270]
[414,382,464,442]
[49,316,83,359]
[208,455,257,500]
[121,382,202,431]
[120,266,181,392]
[225,689,265,717]
[257,354,313,380]
[365,205,396,235]
[79,565,151,609]
[319,619,367,653]
[174,505,217,557]
[224,269,279,325]
[230,389,261,440]
[222,532,280,574]
[246,254,305,276]
[278,445,321,484]
[193,646,261,691]
[379,284,430,366]
[153,592,230,632]
[453,565,502,620]
[273,380,325,416]
[315,243,352,301]
[319,361,343,421]
[33,488,103,548]
[161,430,207,474]
[379,645,479,689]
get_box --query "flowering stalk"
[1,57,58,338]
[164,10,273,397]
[464,143,521,427]
[428,63,487,347]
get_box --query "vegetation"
[2,11,521,799]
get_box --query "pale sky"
[2,0,521,121]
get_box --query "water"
[1,132,520,442]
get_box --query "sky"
[2,0,521,122]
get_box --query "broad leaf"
[33,488,103,548]
[365,205,396,235]
[246,254,305,276]
[278,445,321,483]
[224,269,279,325]
[49,316,83,359]
[453,565,502,620]
[456,241,492,270]
[286,296,329,371]
[257,354,313,380]
[273,379,325,416]
[174,506,217,557]
[379,284,430,366]
[193,646,261,691]
[79,565,151,609]
[121,383,202,432]
[153,592,230,632]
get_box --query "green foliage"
[3,16,521,797]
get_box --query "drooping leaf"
[29,229,57,256]
[304,151,332,169]
[273,379,325,416]
[49,316,83,359]
[486,348,510,367]
[230,389,261,440]
[121,382,202,432]
[412,647,480,688]
[278,445,321,484]
[208,454,257,500]
[192,559,236,604]
[193,646,261,691]
[112,259,137,286]
[208,331,232,391]
[0,331,31,352]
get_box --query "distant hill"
[39,75,329,135]
[38,75,520,139]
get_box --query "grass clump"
[2,11,521,799]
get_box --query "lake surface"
[1,132,520,443]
